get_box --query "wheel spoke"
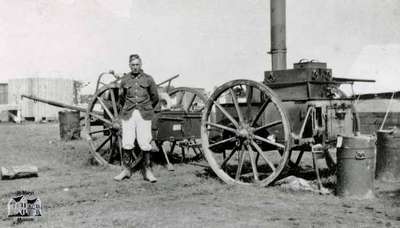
[118,135,123,165]
[246,85,253,102]
[95,135,112,152]
[96,96,114,120]
[251,98,270,126]
[229,88,245,124]
[105,136,114,162]
[205,121,238,134]
[131,150,138,160]
[246,85,253,119]
[235,147,247,180]
[254,120,283,132]
[209,136,236,149]
[253,135,285,149]
[212,100,240,129]
[89,128,111,135]
[87,112,113,125]
[109,89,118,117]
[185,94,197,112]
[250,140,276,173]
[246,144,259,182]
[294,150,305,167]
[177,91,185,107]
[220,145,240,168]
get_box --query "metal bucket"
[336,135,376,199]
[58,110,81,140]
[376,128,400,182]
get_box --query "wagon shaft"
[21,95,88,113]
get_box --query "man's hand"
[108,70,122,79]
[107,81,119,88]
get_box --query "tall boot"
[142,151,157,183]
[113,149,133,181]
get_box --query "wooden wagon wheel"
[85,85,143,167]
[201,79,291,186]
[155,87,207,161]
[168,87,207,112]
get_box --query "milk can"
[336,135,376,198]
[376,128,400,182]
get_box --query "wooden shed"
[0,83,7,104]
[8,78,78,121]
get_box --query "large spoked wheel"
[168,87,207,112]
[201,79,291,186]
[85,85,143,167]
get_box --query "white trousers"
[121,110,152,151]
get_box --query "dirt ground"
[0,122,400,228]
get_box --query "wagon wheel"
[168,87,207,112]
[157,87,207,161]
[201,79,291,186]
[85,85,143,167]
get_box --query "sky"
[0,0,399,94]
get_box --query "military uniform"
[119,71,159,151]
[120,71,159,121]
[114,68,159,182]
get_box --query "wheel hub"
[237,124,254,139]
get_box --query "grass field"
[0,122,399,227]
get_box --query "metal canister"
[58,110,81,140]
[376,128,400,182]
[336,135,376,199]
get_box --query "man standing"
[114,54,159,182]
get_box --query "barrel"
[58,110,81,140]
[336,135,376,199]
[376,128,400,182]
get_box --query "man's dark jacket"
[119,71,159,120]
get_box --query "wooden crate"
[8,78,77,121]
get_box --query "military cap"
[129,54,141,62]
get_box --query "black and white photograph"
[1,0,400,227]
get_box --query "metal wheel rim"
[168,87,207,112]
[85,85,143,167]
[201,79,291,186]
